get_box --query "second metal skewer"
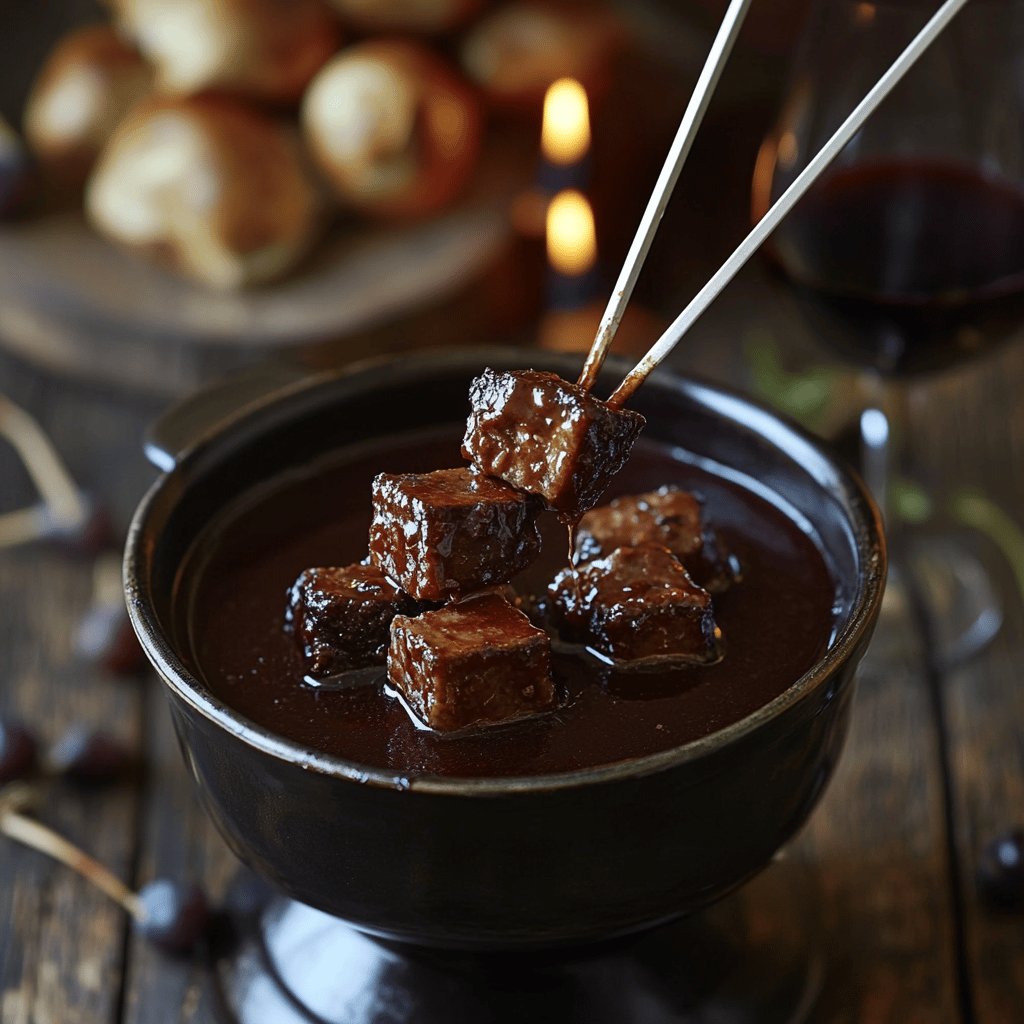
[576,0,753,392]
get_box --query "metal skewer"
[607,0,971,408]
[576,0,753,391]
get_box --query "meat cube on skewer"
[546,545,721,666]
[574,486,739,592]
[462,368,646,522]
[286,564,429,678]
[388,594,556,732]
[369,467,542,602]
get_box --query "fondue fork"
[577,0,753,391]
[604,0,972,406]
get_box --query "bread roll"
[24,24,151,187]
[461,3,618,111]
[86,96,321,288]
[114,0,340,102]
[302,40,482,219]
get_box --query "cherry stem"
[0,804,145,920]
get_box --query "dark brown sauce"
[177,428,837,778]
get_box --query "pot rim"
[124,348,886,796]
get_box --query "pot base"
[210,858,823,1024]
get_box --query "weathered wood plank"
[0,550,142,1024]
[947,620,1024,1023]
[119,686,237,1024]
[1,348,158,1023]
[913,342,1024,1023]
[793,593,960,1023]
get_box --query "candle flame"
[542,78,591,166]
[547,189,597,277]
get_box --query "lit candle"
[538,77,591,195]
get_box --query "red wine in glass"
[755,0,1024,665]
[766,160,1024,376]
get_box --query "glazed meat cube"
[369,467,541,602]
[286,564,427,678]
[546,545,720,666]
[388,594,556,732]
[461,368,646,521]
[574,486,738,592]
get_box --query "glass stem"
[859,370,910,538]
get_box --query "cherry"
[42,497,112,556]
[2,717,210,959]
[0,720,38,785]
[977,829,1024,909]
[73,550,145,675]
[136,880,211,954]
[1,795,212,957]
[46,727,135,783]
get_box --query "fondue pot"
[124,349,885,1021]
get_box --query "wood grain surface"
[909,343,1024,1023]
[801,612,960,1024]
[0,550,141,1024]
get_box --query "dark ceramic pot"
[124,349,885,952]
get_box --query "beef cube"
[462,368,646,522]
[388,594,556,732]
[575,486,738,592]
[546,545,720,666]
[575,487,702,561]
[369,467,541,602]
[286,564,427,678]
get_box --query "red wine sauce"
[176,430,837,778]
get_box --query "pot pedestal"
[211,858,823,1024]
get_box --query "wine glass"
[753,0,1024,664]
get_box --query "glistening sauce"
[178,429,837,778]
